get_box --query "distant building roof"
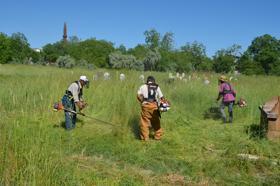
[32,48,42,52]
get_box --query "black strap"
[223,83,233,94]
[74,81,83,99]
[144,83,158,102]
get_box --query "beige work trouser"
[140,102,162,140]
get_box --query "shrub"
[56,55,76,68]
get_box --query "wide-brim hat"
[219,75,227,82]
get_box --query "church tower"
[63,22,67,42]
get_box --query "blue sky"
[0,0,279,56]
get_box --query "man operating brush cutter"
[61,75,89,130]
[53,102,121,127]
[137,76,170,141]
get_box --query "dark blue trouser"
[220,101,234,123]
[62,95,76,130]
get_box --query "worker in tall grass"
[216,75,236,123]
[137,76,165,140]
[62,75,89,130]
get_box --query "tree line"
[0,30,280,75]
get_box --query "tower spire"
[63,22,67,42]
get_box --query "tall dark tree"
[144,48,161,71]
[144,29,161,50]
[42,42,68,63]
[181,41,211,71]
[76,39,114,67]
[0,33,11,64]
[237,52,264,75]
[246,34,280,75]
[10,32,33,62]
[117,44,127,54]
[0,32,35,64]
[213,49,235,73]
[68,35,80,44]
[160,32,174,51]
[127,44,148,60]
[213,44,241,73]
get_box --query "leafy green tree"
[42,38,115,68]
[226,44,242,57]
[246,34,280,75]
[144,29,160,49]
[0,32,36,64]
[160,32,174,51]
[213,50,235,73]
[117,44,127,54]
[42,41,69,63]
[156,50,176,72]
[237,52,264,75]
[127,44,148,60]
[42,44,59,62]
[157,50,192,72]
[68,35,81,44]
[197,57,213,71]
[10,32,34,63]
[75,39,114,67]
[213,44,241,73]
[270,59,280,75]
[0,33,12,64]
[181,41,211,71]
[144,48,161,71]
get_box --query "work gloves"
[77,101,87,110]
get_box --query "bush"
[56,55,76,68]
[108,51,144,71]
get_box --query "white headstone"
[139,74,145,82]
[120,73,125,81]
[104,72,110,80]
[204,79,210,85]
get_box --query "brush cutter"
[215,98,247,108]
[53,102,120,127]
[236,98,247,108]
[158,99,171,112]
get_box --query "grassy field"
[0,64,279,185]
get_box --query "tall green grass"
[0,64,279,185]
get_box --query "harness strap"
[65,90,74,100]
[223,83,233,95]
[74,81,83,99]
[143,98,157,102]
[146,83,158,102]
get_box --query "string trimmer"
[53,102,120,127]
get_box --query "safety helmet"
[80,75,90,88]
[219,75,227,82]
[146,76,155,84]
[80,75,89,82]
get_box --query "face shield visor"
[84,80,90,88]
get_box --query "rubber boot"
[229,112,233,123]
[222,117,227,124]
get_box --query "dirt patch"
[164,173,185,185]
